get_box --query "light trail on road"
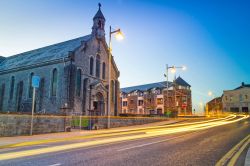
[0,114,248,161]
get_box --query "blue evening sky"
[0,0,249,113]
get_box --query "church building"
[0,5,120,116]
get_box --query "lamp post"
[108,26,124,128]
[164,65,186,117]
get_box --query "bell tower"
[92,3,106,39]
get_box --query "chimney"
[242,82,245,87]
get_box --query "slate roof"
[0,56,6,63]
[121,77,191,93]
[234,83,250,90]
[93,8,105,20]
[0,35,92,71]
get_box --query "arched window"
[9,76,15,100]
[51,69,58,96]
[96,54,100,78]
[102,62,106,79]
[29,73,34,98]
[16,81,23,112]
[76,69,81,97]
[111,80,115,103]
[90,57,94,75]
[82,78,89,113]
[0,84,5,111]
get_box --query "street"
[0,115,249,166]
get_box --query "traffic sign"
[32,76,40,88]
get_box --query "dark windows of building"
[102,62,106,79]
[242,107,249,113]
[51,69,58,96]
[225,96,228,101]
[82,78,89,113]
[123,101,128,106]
[138,100,144,106]
[76,69,81,97]
[245,95,248,100]
[130,99,134,104]
[96,54,100,78]
[28,73,34,98]
[230,107,239,112]
[9,76,15,100]
[239,94,243,102]
[111,81,115,103]
[16,81,23,112]
[90,57,94,76]
[0,84,5,111]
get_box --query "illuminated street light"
[108,26,124,128]
[115,31,124,40]
[208,91,213,97]
[164,64,187,116]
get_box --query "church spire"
[93,3,106,20]
[92,3,106,39]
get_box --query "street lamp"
[108,26,124,128]
[164,64,186,117]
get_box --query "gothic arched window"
[90,57,94,76]
[0,84,5,111]
[111,80,115,103]
[76,69,81,97]
[51,69,58,96]
[28,73,34,98]
[102,62,106,79]
[16,81,23,112]
[9,76,15,100]
[96,55,100,78]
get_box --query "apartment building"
[120,77,192,116]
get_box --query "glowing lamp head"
[115,30,124,40]
[208,91,213,97]
[182,66,187,71]
[170,68,176,74]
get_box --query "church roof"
[121,77,191,93]
[0,35,92,71]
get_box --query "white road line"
[117,133,194,151]
[48,163,61,166]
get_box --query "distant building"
[206,97,222,115]
[120,77,192,116]
[222,82,250,113]
[0,5,120,116]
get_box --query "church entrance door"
[94,92,105,116]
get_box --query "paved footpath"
[0,119,185,148]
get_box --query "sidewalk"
[0,119,183,148]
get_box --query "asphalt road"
[0,116,249,166]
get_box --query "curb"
[216,134,250,166]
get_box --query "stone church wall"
[0,114,69,136]
[0,62,68,114]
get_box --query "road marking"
[0,115,247,161]
[117,133,194,151]
[0,115,235,150]
[48,163,61,166]
[216,134,250,166]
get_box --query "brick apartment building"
[120,77,192,116]
[206,97,222,115]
